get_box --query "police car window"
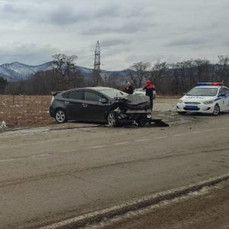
[223,87,229,94]
[85,92,102,102]
[219,88,227,96]
[69,91,84,100]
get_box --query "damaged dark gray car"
[49,87,152,127]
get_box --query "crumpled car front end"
[107,94,152,126]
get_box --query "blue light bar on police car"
[197,82,223,86]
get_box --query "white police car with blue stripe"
[177,82,229,116]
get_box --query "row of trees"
[127,55,229,94]
[1,55,229,95]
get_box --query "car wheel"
[212,104,220,116]
[55,109,67,124]
[107,111,118,127]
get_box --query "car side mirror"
[219,93,226,97]
[100,98,108,103]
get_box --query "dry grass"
[0,95,54,128]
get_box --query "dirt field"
[0,95,53,128]
[0,95,179,129]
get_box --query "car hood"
[181,95,216,101]
[115,94,149,105]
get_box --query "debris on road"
[0,121,7,128]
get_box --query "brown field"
[0,95,179,129]
[0,95,54,128]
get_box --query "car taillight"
[50,96,54,105]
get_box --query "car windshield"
[186,87,218,96]
[99,88,127,98]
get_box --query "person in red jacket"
[143,79,156,110]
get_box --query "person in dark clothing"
[123,81,134,94]
[143,79,156,110]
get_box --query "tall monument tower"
[94,41,100,71]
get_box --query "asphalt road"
[0,113,228,228]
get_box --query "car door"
[82,90,110,122]
[218,87,228,111]
[225,87,229,111]
[63,90,84,120]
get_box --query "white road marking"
[135,139,151,142]
[191,131,202,134]
[30,153,49,158]
[114,142,129,146]
[88,145,105,150]
[0,158,16,163]
[155,136,167,139]
[0,153,50,163]
[203,129,215,132]
[173,134,185,137]
[216,127,228,131]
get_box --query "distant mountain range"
[0,62,128,81]
[0,62,53,80]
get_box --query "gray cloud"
[0,0,228,70]
[0,3,29,22]
[167,37,208,47]
[82,19,155,35]
[0,43,57,65]
[45,7,88,25]
[102,39,129,47]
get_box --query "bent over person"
[143,79,156,110]
[123,81,134,94]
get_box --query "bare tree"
[52,54,81,89]
[217,55,229,84]
[170,60,196,94]
[0,77,8,94]
[52,54,77,77]
[126,62,151,88]
[151,62,167,80]
[193,59,210,82]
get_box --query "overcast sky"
[0,0,228,70]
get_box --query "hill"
[0,62,128,82]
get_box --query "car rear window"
[63,90,84,100]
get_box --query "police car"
[176,82,229,116]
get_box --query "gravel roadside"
[88,181,229,229]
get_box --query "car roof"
[85,86,116,91]
[63,86,118,92]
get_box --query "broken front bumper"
[125,109,151,114]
